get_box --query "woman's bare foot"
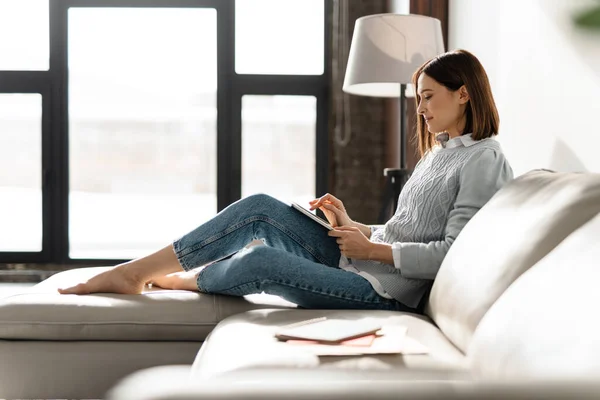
[58,265,146,295]
[148,268,202,291]
[58,244,188,295]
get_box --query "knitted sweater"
[339,134,514,308]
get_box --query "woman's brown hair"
[412,49,499,157]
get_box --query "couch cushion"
[468,212,600,379]
[428,170,600,353]
[0,267,295,341]
[191,309,468,379]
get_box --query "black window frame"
[0,0,331,266]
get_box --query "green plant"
[573,1,600,29]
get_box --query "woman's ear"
[458,85,470,104]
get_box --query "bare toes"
[58,283,90,295]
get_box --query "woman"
[59,49,513,314]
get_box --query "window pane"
[0,94,42,251]
[68,8,217,260]
[235,0,324,75]
[0,1,49,70]
[242,95,316,205]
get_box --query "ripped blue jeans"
[172,193,414,311]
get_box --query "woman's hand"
[328,226,374,260]
[309,193,353,228]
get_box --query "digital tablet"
[291,202,333,230]
[275,318,382,344]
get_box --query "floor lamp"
[342,14,444,222]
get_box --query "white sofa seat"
[192,309,468,379]
[2,266,296,341]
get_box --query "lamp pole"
[379,84,411,222]
[400,83,407,171]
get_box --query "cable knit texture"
[339,134,514,308]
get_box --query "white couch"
[1,169,600,399]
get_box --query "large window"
[0,1,49,71]
[0,0,329,265]
[0,94,43,252]
[68,8,217,259]
[235,0,324,75]
[241,95,317,205]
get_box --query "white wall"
[449,0,600,175]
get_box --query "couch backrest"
[468,212,600,379]
[427,170,600,353]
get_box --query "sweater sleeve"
[392,147,513,280]
[370,225,383,237]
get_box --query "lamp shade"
[343,14,445,97]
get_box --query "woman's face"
[416,73,469,137]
